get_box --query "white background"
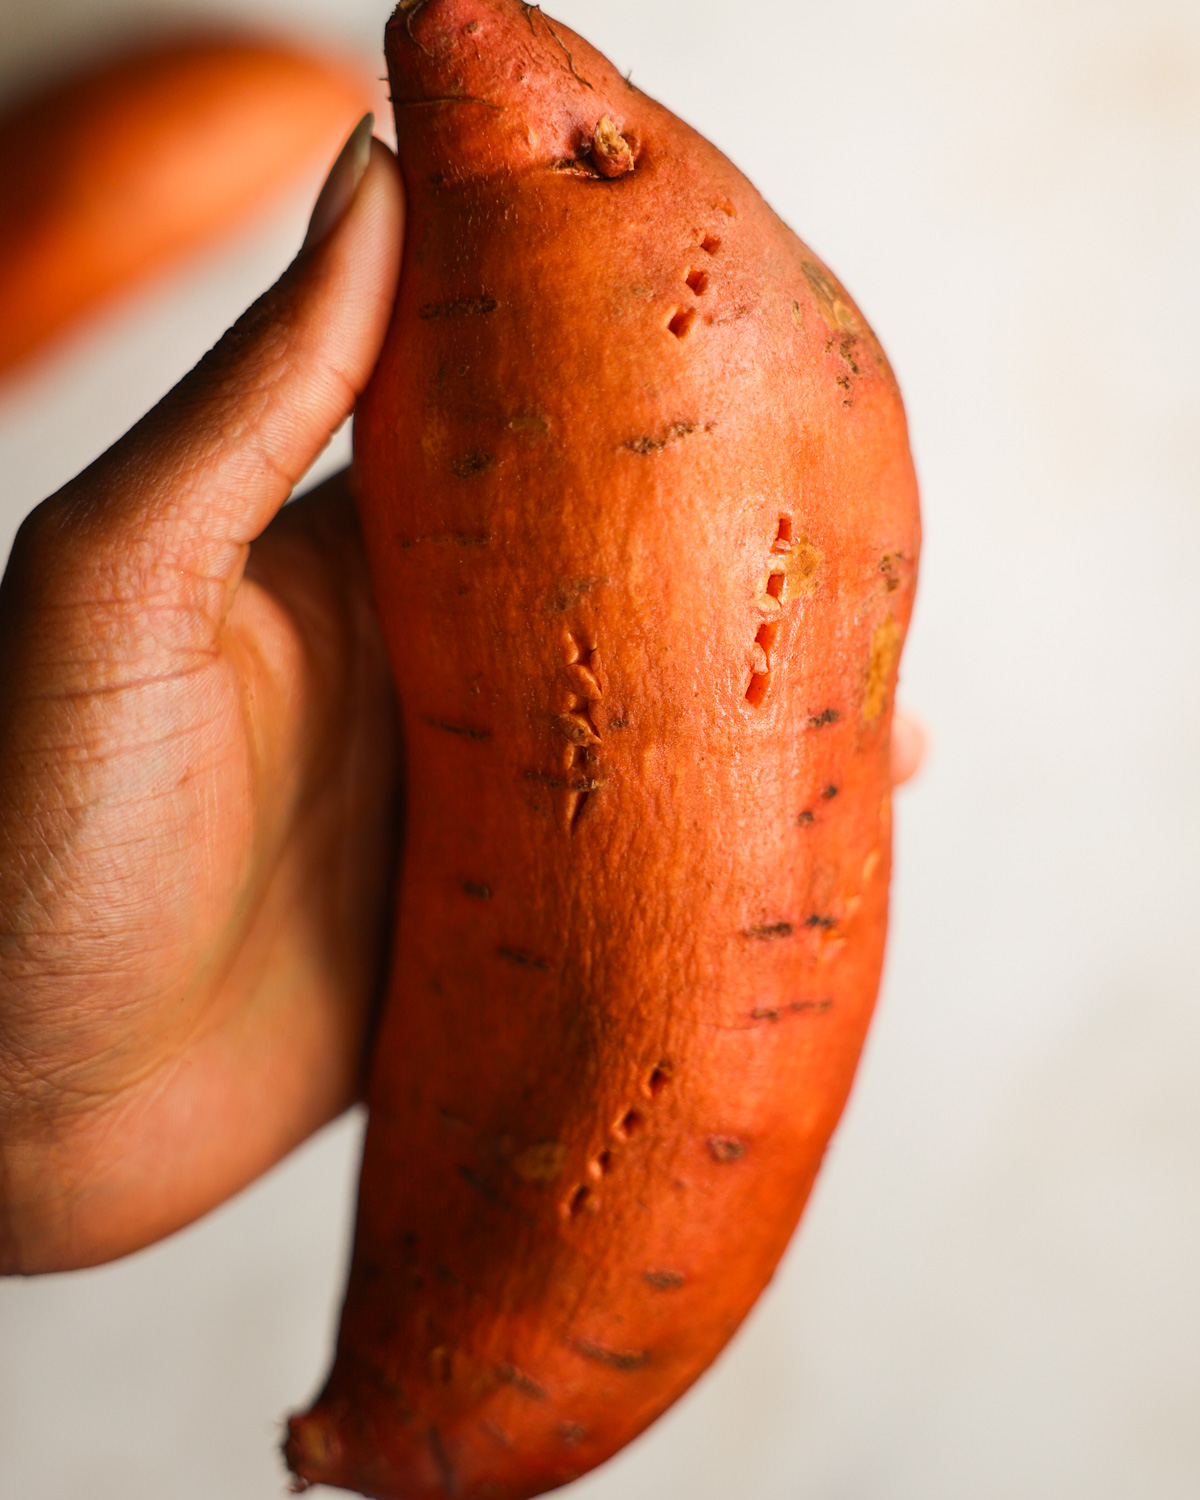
[2,0,1199,1496]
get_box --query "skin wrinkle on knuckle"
[320,358,364,421]
[22,582,215,621]
[210,395,275,458]
[0,1036,124,1110]
[23,655,221,709]
[3,860,235,1044]
[3,935,176,988]
[201,317,297,436]
[18,558,239,684]
[2,781,231,949]
[15,952,182,1019]
[5,889,195,979]
[7,888,182,945]
[241,430,313,502]
[26,617,223,678]
[5,901,160,983]
[23,526,236,623]
[231,350,360,502]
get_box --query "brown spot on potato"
[802,260,861,337]
[496,1363,548,1401]
[746,921,794,940]
[419,295,498,319]
[451,449,493,478]
[496,947,551,971]
[511,1142,568,1184]
[424,717,492,741]
[508,413,549,434]
[864,616,901,722]
[572,1338,650,1371]
[782,532,820,593]
[623,420,700,454]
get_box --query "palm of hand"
[0,473,397,1271]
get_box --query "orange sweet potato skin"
[0,36,371,376]
[287,3,919,1496]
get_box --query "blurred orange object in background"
[0,34,374,378]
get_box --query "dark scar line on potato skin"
[393,94,509,112]
[497,1363,548,1401]
[524,770,602,792]
[623,420,714,455]
[497,947,551,971]
[752,999,834,1022]
[419,298,498,320]
[397,530,492,547]
[807,708,840,728]
[423,717,493,741]
[571,1338,650,1371]
[457,1165,535,1227]
[427,1427,456,1495]
[745,921,794,940]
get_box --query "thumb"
[50,114,403,573]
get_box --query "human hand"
[0,118,404,1273]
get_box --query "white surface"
[2,0,1199,1496]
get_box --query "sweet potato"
[286,2,920,1496]
[0,35,372,376]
